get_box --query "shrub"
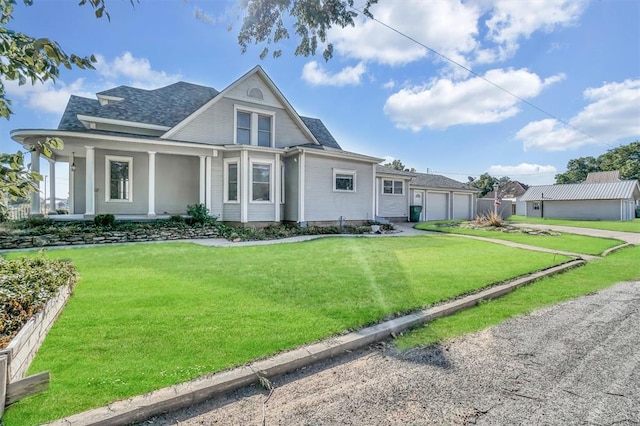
[473,212,504,227]
[169,215,185,224]
[94,214,116,227]
[187,204,214,225]
[0,255,78,348]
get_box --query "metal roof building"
[520,180,640,221]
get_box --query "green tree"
[468,173,510,197]
[554,156,599,184]
[237,0,378,60]
[598,141,640,181]
[382,159,415,172]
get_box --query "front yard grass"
[3,236,570,425]
[396,245,640,349]
[508,215,640,233]
[415,221,622,255]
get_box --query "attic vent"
[248,87,264,100]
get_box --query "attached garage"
[426,192,448,220]
[453,193,473,220]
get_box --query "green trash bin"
[636,208,640,218]
[410,205,423,222]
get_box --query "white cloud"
[94,52,181,89]
[384,68,564,131]
[383,80,396,90]
[3,52,182,116]
[4,78,94,115]
[326,0,586,70]
[301,61,366,86]
[516,79,640,151]
[482,0,588,62]
[330,0,480,67]
[489,163,557,176]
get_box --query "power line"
[351,5,615,148]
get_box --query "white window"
[258,115,272,147]
[334,169,356,192]
[533,201,541,210]
[234,105,276,147]
[251,161,273,202]
[383,179,403,195]
[105,155,133,202]
[236,111,251,145]
[224,159,239,203]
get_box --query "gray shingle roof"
[410,173,479,191]
[484,181,529,199]
[299,117,342,149]
[520,181,640,201]
[376,165,416,178]
[58,82,219,131]
[584,171,620,183]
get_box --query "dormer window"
[248,87,264,100]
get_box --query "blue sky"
[1,0,639,199]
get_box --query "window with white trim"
[533,201,541,210]
[383,179,403,195]
[251,162,273,202]
[236,111,251,145]
[234,106,275,147]
[105,155,132,202]
[334,169,356,192]
[224,159,239,203]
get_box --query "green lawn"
[415,221,623,255]
[396,245,640,349]
[4,237,569,425]
[508,215,640,233]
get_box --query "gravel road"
[145,280,640,425]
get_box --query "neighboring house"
[11,66,383,226]
[484,181,529,215]
[519,173,640,221]
[584,170,621,183]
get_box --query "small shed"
[520,179,640,221]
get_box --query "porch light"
[70,152,77,172]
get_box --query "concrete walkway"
[510,223,640,245]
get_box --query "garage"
[426,192,448,221]
[453,193,472,220]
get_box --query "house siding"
[543,200,622,220]
[170,97,314,148]
[304,155,374,222]
[377,178,409,219]
[95,149,149,215]
[72,157,86,214]
[155,154,199,215]
[210,155,224,219]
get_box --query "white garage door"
[426,192,448,221]
[453,194,472,220]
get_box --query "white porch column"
[69,153,75,214]
[85,146,95,216]
[205,156,212,213]
[48,159,56,214]
[29,150,41,215]
[298,152,305,223]
[241,150,249,223]
[199,155,206,205]
[147,151,156,217]
[274,152,281,222]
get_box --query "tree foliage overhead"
[382,159,415,172]
[0,0,113,120]
[468,173,510,197]
[555,141,640,184]
[238,0,377,60]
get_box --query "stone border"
[0,281,74,383]
[46,259,584,426]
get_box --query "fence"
[6,205,30,220]
[476,199,513,219]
